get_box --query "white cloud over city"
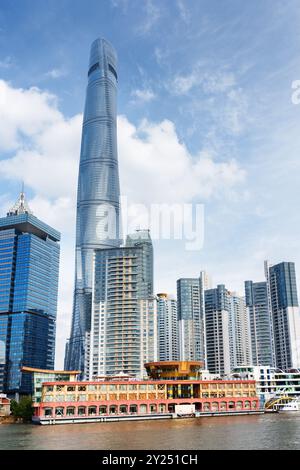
[0,79,249,365]
[0,0,300,369]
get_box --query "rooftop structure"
[145,361,204,380]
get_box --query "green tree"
[11,397,33,421]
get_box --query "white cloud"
[154,47,167,65]
[0,80,63,151]
[0,80,82,367]
[177,0,191,24]
[203,72,236,93]
[136,0,161,35]
[0,56,13,69]
[171,69,236,95]
[172,72,199,95]
[118,115,245,204]
[131,88,156,103]
[221,88,248,135]
[0,80,246,367]
[0,79,82,196]
[45,68,67,79]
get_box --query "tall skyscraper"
[65,38,121,372]
[87,230,157,379]
[177,271,211,364]
[205,285,231,376]
[157,293,179,361]
[266,261,300,370]
[245,280,275,366]
[205,285,251,376]
[230,293,252,368]
[0,192,60,396]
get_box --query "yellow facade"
[41,380,256,404]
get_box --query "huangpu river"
[1,414,300,450]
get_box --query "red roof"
[0,397,10,404]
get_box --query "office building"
[205,286,251,376]
[245,280,275,366]
[0,192,60,396]
[266,261,300,369]
[177,271,211,364]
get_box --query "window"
[108,64,118,80]
[88,62,99,76]
[128,384,137,391]
[78,407,86,416]
[66,407,75,416]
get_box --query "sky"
[0,0,300,368]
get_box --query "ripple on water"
[0,414,299,450]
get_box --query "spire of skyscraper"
[7,186,33,217]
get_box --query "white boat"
[278,399,300,412]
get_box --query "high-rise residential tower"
[87,230,157,379]
[0,192,60,396]
[65,38,121,372]
[177,271,211,365]
[157,293,179,361]
[205,285,231,376]
[205,285,252,376]
[266,261,300,370]
[230,293,252,368]
[245,280,275,366]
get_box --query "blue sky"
[0,0,300,366]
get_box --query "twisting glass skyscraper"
[65,38,121,372]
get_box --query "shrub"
[11,396,33,421]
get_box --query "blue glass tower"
[65,38,121,372]
[266,261,300,369]
[0,192,60,396]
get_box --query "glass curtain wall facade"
[230,294,252,368]
[157,293,179,361]
[88,231,157,379]
[245,280,275,366]
[205,285,231,376]
[0,194,60,395]
[65,38,121,373]
[267,261,300,369]
[177,272,210,364]
[205,286,252,376]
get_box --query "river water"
[0,414,299,450]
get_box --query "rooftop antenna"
[7,182,33,217]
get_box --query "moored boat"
[277,399,300,412]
